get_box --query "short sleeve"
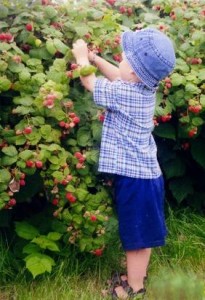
[93,78,119,110]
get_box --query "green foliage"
[0,0,205,277]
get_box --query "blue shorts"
[114,175,167,251]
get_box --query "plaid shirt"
[93,78,162,179]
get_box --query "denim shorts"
[114,175,167,251]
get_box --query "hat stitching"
[149,37,175,68]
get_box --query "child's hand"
[72,39,88,61]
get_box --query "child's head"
[121,27,176,88]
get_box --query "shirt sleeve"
[93,77,119,110]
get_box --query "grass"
[0,209,205,300]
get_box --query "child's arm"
[72,39,96,92]
[88,51,120,81]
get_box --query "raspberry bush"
[0,0,204,277]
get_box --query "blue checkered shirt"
[93,78,162,179]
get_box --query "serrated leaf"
[24,253,55,278]
[32,236,60,252]
[15,222,40,240]
[169,177,193,204]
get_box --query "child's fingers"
[73,39,87,47]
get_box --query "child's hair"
[121,27,176,88]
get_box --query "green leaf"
[31,116,45,126]
[0,76,11,91]
[24,253,55,278]
[75,25,90,37]
[52,171,64,181]
[44,6,58,19]
[191,139,205,168]
[46,39,57,55]
[40,125,52,136]
[169,177,194,204]
[23,243,41,255]
[170,73,185,86]
[15,135,27,146]
[154,123,176,140]
[75,188,89,201]
[91,121,102,141]
[175,58,189,73]
[0,43,11,52]
[18,150,34,161]
[185,83,200,94]
[200,95,205,107]
[0,192,9,202]
[13,96,33,106]
[77,127,92,146]
[8,62,24,73]
[47,232,62,241]
[1,155,18,166]
[0,169,11,183]
[72,214,83,225]
[51,219,67,234]
[53,39,69,55]
[192,117,203,126]
[198,69,205,81]
[15,222,40,240]
[163,157,186,179]
[32,236,60,252]
[19,69,31,82]
[14,106,35,115]
[2,145,18,157]
[86,149,99,164]
[48,156,59,164]
[0,5,8,18]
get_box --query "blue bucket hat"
[121,28,176,88]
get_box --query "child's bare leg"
[126,248,151,292]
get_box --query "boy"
[72,28,176,299]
